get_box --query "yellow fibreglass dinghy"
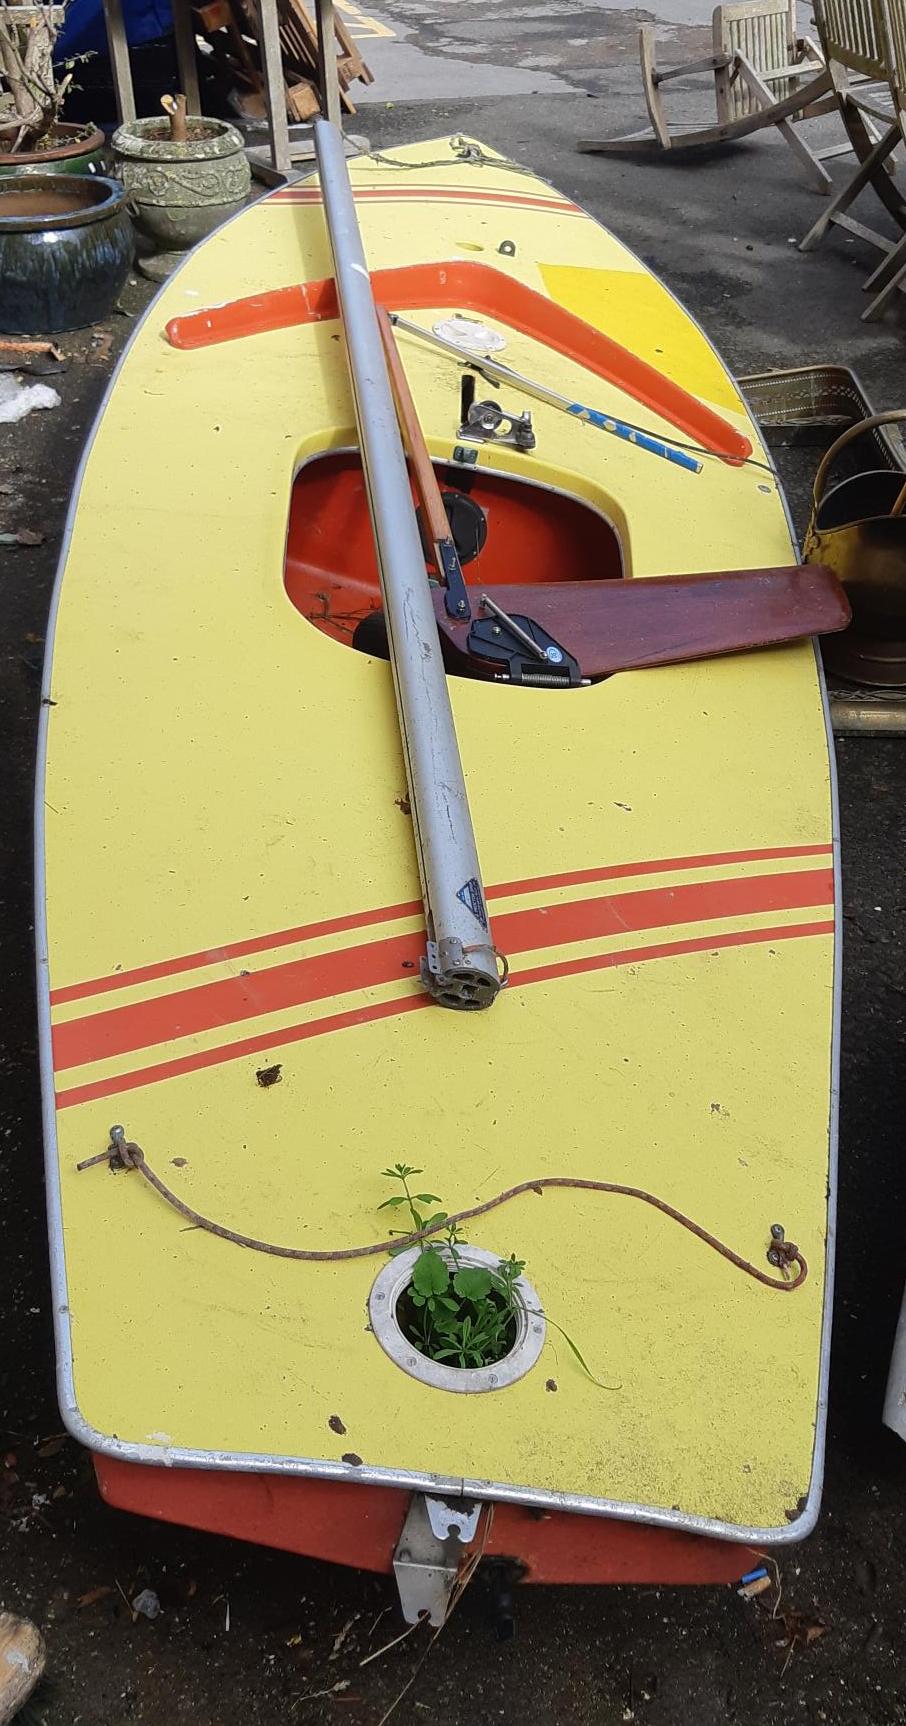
[37,125,847,1614]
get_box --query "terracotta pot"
[0,122,107,177]
[0,174,134,334]
[111,115,250,253]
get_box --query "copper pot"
[804,410,906,687]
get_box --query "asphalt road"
[348,0,721,103]
[2,14,906,1726]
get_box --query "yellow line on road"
[336,0,395,38]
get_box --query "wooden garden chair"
[860,0,906,314]
[800,0,905,240]
[578,0,837,191]
[800,0,906,318]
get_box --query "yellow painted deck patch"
[538,262,744,416]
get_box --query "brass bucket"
[804,410,906,687]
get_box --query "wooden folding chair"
[578,0,837,191]
[853,0,906,315]
[800,0,906,258]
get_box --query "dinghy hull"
[37,136,840,1590]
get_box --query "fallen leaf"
[77,1585,114,1607]
[295,1680,351,1706]
[37,1435,67,1458]
[330,1615,358,1659]
[774,1607,828,1673]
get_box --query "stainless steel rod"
[313,119,501,1009]
[390,312,702,475]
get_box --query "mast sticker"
[456,877,488,929]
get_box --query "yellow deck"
[37,139,838,1539]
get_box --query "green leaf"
[413,1193,443,1205]
[411,1250,450,1297]
[541,1313,621,1392]
[377,1195,408,1210]
[452,1267,493,1301]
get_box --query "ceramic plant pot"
[0,174,134,334]
[0,123,107,177]
[111,115,250,256]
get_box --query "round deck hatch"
[368,1244,546,1393]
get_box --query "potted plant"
[112,91,250,280]
[0,0,105,173]
[0,171,133,333]
[0,0,133,332]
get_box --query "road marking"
[336,0,395,39]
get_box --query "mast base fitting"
[421,938,504,1009]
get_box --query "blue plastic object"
[56,0,173,58]
[566,402,703,474]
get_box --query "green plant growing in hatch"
[379,1163,522,1369]
[378,1163,610,1386]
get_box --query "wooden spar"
[312,118,502,1009]
[377,306,471,620]
[314,0,341,124]
[378,308,449,550]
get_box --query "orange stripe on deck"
[49,898,422,1007]
[49,844,833,1008]
[270,186,583,213]
[54,918,834,1110]
[163,256,753,464]
[52,867,834,1076]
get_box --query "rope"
[77,1130,807,1292]
[365,138,547,177]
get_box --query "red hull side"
[95,1458,757,1585]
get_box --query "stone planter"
[0,123,107,178]
[0,174,133,334]
[111,115,250,267]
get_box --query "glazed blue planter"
[0,174,134,335]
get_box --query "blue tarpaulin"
[56,0,174,58]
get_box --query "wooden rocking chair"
[578,0,838,192]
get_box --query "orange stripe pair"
[51,845,834,1110]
